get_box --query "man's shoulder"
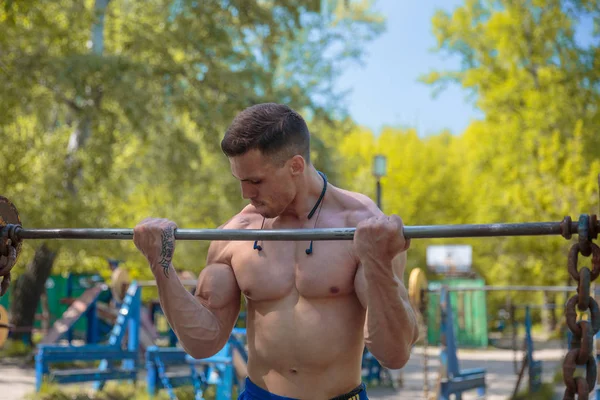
[331,186,383,227]
[207,206,261,264]
[219,205,263,230]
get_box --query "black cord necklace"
[254,171,328,255]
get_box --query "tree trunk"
[10,243,57,344]
[65,0,108,187]
[40,289,50,333]
[7,0,110,346]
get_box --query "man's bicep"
[195,263,241,329]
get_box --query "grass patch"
[50,360,102,370]
[553,367,563,384]
[0,339,34,358]
[511,382,555,400]
[25,382,216,400]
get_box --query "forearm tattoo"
[159,228,174,277]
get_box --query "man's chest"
[230,240,358,301]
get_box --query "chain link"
[0,223,21,296]
[563,214,600,399]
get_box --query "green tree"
[332,125,467,277]
[421,0,600,326]
[0,0,384,342]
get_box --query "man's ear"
[289,155,306,176]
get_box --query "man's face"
[229,149,295,218]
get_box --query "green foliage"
[3,0,599,331]
[0,1,384,284]
[334,125,468,272]
[331,1,600,318]
[418,0,600,291]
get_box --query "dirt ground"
[0,346,576,400]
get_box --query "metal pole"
[427,285,589,293]
[421,292,429,399]
[376,179,382,211]
[137,280,197,287]
[10,219,586,241]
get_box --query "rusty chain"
[0,237,15,296]
[563,214,600,400]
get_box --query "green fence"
[0,288,8,310]
[1,273,102,338]
[426,278,489,348]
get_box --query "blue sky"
[336,0,479,136]
[335,1,597,136]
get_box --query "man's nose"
[241,182,257,199]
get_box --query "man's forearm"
[362,257,419,369]
[153,264,224,358]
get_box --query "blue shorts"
[238,377,369,400]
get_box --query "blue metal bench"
[35,282,141,392]
[439,285,486,400]
[146,329,247,400]
[36,344,138,386]
[146,346,196,398]
[524,306,542,393]
[511,305,542,397]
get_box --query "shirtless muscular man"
[133,103,419,400]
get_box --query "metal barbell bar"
[3,220,594,241]
[1,195,598,243]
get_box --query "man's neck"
[279,167,326,221]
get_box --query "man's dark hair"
[221,103,311,166]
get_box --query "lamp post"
[372,154,387,211]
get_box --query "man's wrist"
[359,252,394,269]
[151,261,174,277]
[361,257,396,282]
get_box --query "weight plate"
[0,304,9,348]
[408,268,428,312]
[0,196,22,266]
